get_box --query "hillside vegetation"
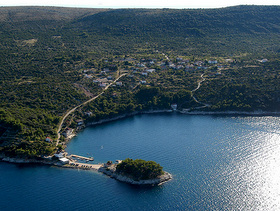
[1,5,280,157]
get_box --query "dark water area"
[1,113,280,210]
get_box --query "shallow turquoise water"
[2,113,280,210]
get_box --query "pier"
[70,154,94,161]
[67,162,102,171]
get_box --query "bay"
[1,113,280,210]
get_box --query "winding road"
[191,74,211,109]
[158,50,210,110]
[56,73,127,146]
[56,64,210,146]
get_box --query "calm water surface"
[1,113,280,210]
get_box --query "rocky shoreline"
[71,108,280,145]
[99,166,172,186]
[180,110,280,116]
[2,157,41,164]
[0,155,172,186]
[2,108,279,186]
[86,109,172,127]
[64,108,280,152]
[0,155,55,165]
[86,109,280,128]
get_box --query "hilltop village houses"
[83,55,226,93]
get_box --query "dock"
[70,154,94,161]
[67,162,102,171]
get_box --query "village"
[83,55,224,90]
[46,53,269,152]
[81,53,268,94]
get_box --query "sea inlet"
[1,113,280,210]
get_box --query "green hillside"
[1,6,280,158]
[74,6,280,55]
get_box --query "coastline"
[2,108,279,164]
[53,108,280,148]
[0,155,55,165]
[180,110,280,116]
[0,154,172,186]
[2,108,280,183]
[0,110,173,166]
[86,109,173,127]
[87,109,280,129]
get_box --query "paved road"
[56,73,127,146]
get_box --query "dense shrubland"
[116,158,164,180]
[1,5,280,157]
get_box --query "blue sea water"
[1,113,280,210]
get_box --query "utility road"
[56,73,127,146]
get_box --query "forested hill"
[0,6,106,23]
[2,5,280,34]
[77,6,280,36]
[1,6,280,55]
[73,5,280,54]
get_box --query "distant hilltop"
[1,5,280,54]
[1,6,279,52]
